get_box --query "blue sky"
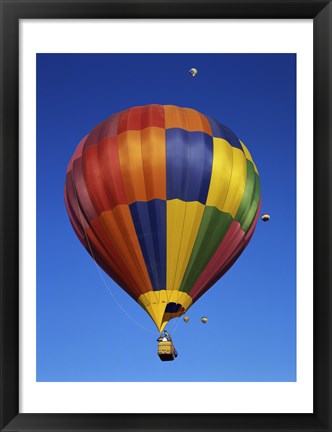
[37,53,296,382]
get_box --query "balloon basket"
[157,341,176,361]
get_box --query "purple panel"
[66,135,87,174]
[65,171,90,232]
[64,185,86,246]
[84,112,121,149]
[72,158,98,221]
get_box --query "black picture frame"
[1,1,331,431]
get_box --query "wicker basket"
[157,341,175,361]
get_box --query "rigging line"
[168,317,178,334]
[70,168,157,335]
[171,315,182,335]
[166,310,182,334]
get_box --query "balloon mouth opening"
[163,303,185,320]
[157,304,186,332]
[138,290,192,332]
[165,302,184,314]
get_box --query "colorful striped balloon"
[65,105,261,332]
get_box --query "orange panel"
[118,130,147,203]
[118,128,166,203]
[164,105,212,135]
[85,224,142,299]
[184,107,212,135]
[164,105,189,130]
[96,206,153,295]
[140,127,166,200]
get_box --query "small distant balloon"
[189,68,198,77]
[261,213,270,222]
[183,316,189,323]
[201,317,208,324]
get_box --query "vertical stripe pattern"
[65,105,261,331]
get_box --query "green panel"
[235,160,256,225]
[179,207,233,293]
[242,172,261,233]
[235,160,261,233]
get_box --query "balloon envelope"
[261,213,270,222]
[65,104,261,332]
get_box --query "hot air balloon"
[261,213,270,222]
[65,104,261,333]
[189,68,198,77]
[183,316,189,323]
[201,317,208,324]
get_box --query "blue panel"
[129,200,166,291]
[206,116,243,151]
[166,129,213,204]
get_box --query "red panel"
[118,105,165,134]
[83,136,128,214]
[217,201,261,283]
[141,104,165,130]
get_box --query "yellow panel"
[138,290,193,331]
[206,138,233,211]
[166,199,186,293]
[240,140,258,174]
[222,147,247,217]
[145,303,166,330]
[166,200,204,294]
[176,291,194,310]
